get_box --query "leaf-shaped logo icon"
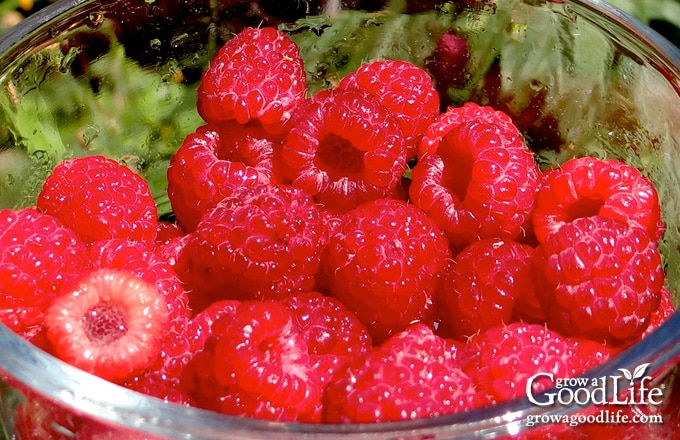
[632,363,651,381]
[618,368,633,382]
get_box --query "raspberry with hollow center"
[167,122,280,232]
[533,215,664,345]
[181,300,323,422]
[45,268,168,383]
[197,27,307,135]
[37,155,158,243]
[281,88,408,213]
[417,101,518,159]
[323,198,451,343]
[410,117,540,250]
[531,156,665,243]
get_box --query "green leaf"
[0,21,202,213]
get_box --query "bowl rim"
[1,0,680,438]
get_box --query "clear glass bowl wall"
[1,0,680,438]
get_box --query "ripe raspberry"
[88,238,191,322]
[176,184,328,308]
[323,198,451,343]
[569,336,619,375]
[533,215,664,345]
[44,268,168,383]
[0,208,87,338]
[435,238,539,339]
[167,122,280,232]
[338,59,439,158]
[459,322,610,402]
[324,324,487,423]
[155,233,191,269]
[197,27,307,135]
[181,300,323,422]
[154,220,184,246]
[531,156,664,244]
[281,291,372,384]
[417,101,518,159]
[125,299,239,404]
[281,88,408,213]
[36,155,158,243]
[642,287,675,339]
[410,116,540,250]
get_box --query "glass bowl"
[1,0,680,438]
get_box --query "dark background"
[1,0,679,50]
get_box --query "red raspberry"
[569,336,619,375]
[44,268,169,383]
[417,101,518,159]
[88,238,191,321]
[324,324,487,423]
[533,215,664,345]
[154,220,184,246]
[0,208,87,338]
[167,122,280,232]
[338,59,439,158]
[281,88,408,213]
[409,116,540,250]
[435,238,539,339]
[323,198,451,343]
[155,232,191,270]
[459,322,612,402]
[176,184,327,308]
[281,291,372,384]
[125,299,239,404]
[36,155,158,243]
[196,27,307,135]
[531,156,664,244]
[181,300,323,422]
[642,287,675,339]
